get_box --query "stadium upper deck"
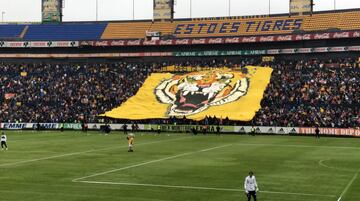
[103,9,360,39]
[1,9,360,41]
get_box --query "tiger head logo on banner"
[155,70,248,116]
[102,66,273,121]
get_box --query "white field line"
[235,143,360,150]
[77,180,336,198]
[318,159,357,173]
[318,159,342,171]
[337,168,360,201]
[318,159,332,169]
[72,144,232,182]
[0,136,190,168]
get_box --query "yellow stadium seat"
[101,10,360,40]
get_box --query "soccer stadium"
[0,0,359,200]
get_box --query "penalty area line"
[318,159,356,173]
[235,143,360,150]
[76,180,336,198]
[337,167,360,201]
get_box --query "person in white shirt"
[244,171,259,201]
[1,132,8,150]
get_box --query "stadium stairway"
[0,25,26,39]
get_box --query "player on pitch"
[1,131,8,150]
[127,133,135,152]
[244,171,259,201]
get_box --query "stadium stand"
[255,59,359,128]
[0,58,358,128]
[303,10,360,32]
[23,23,107,41]
[101,22,153,39]
[0,25,26,39]
[0,62,153,123]
[1,9,360,41]
[102,9,360,39]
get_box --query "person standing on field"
[244,171,259,201]
[315,127,320,139]
[127,133,135,152]
[123,124,128,135]
[250,126,255,136]
[1,132,8,150]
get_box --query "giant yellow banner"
[103,66,272,121]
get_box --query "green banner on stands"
[62,123,82,130]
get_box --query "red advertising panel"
[299,127,360,137]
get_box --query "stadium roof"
[1,0,360,22]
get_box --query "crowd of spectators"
[0,57,358,128]
[0,62,153,123]
[254,58,359,128]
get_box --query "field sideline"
[0,131,359,201]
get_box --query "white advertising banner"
[0,123,358,137]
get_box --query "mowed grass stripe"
[235,143,360,150]
[1,133,359,201]
[0,135,191,168]
[75,137,358,200]
[72,144,232,181]
[77,180,336,198]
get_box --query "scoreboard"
[153,0,174,20]
[290,0,313,15]
[42,0,62,22]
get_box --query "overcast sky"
[1,0,360,22]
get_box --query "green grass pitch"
[0,131,359,201]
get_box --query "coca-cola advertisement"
[143,40,158,45]
[225,37,241,43]
[110,40,126,46]
[241,37,257,43]
[94,41,110,46]
[175,39,190,45]
[2,31,359,49]
[208,38,224,44]
[277,35,294,41]
[333,32,350,38]
[314,33,330,40]
[191,39,207,44]
[159,40,174,45]
[302,34,312,40]
[353,31,360,37]
[126,40,142,46]
[259,36,275,42]
[77,31,360,48]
